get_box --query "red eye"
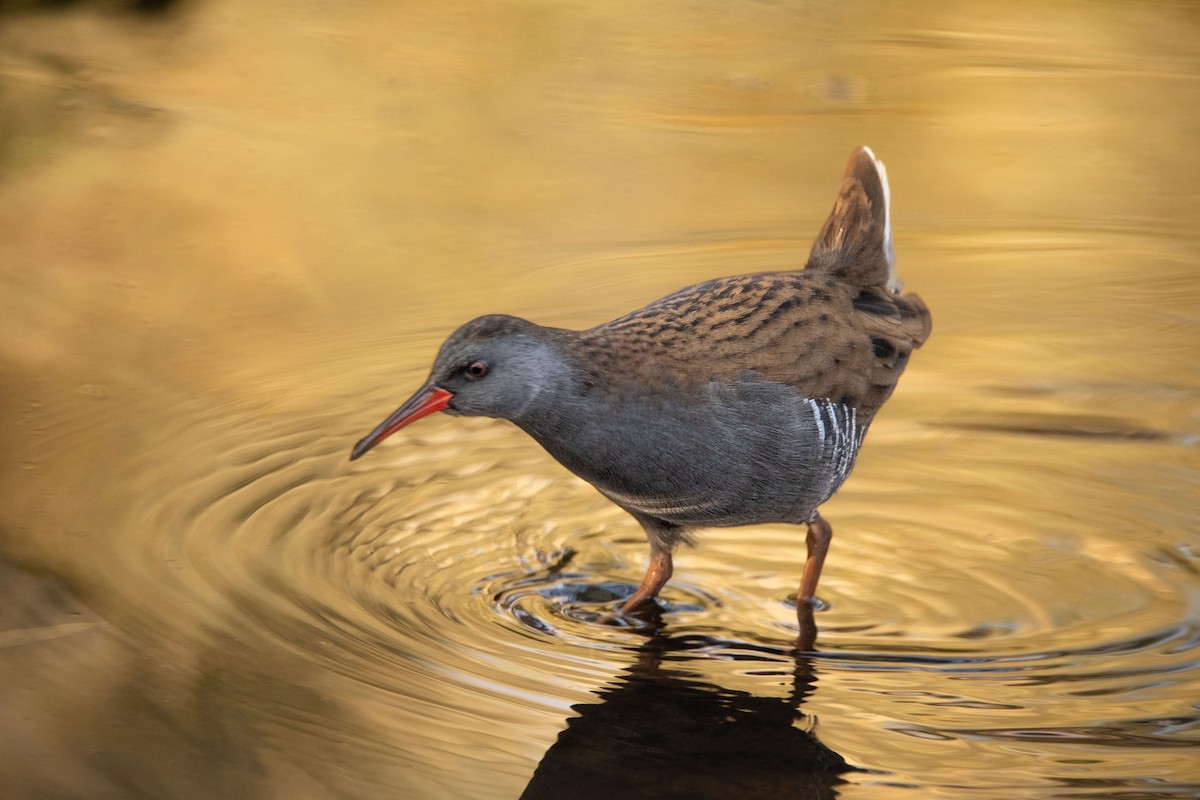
[465,360,489,379]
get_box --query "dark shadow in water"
[933,411,1171,442]
[521,608,855,800]
[0,0,188,15]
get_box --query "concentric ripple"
[27,322,1182,798]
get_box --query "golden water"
[1,2,1198,798]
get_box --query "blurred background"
[1,2,1198,799]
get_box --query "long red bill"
[350,386,453,461]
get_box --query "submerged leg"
[796,511,833,606]
[621,543,674,615]
[795,601,817,652]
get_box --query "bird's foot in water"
[592,596,666,628]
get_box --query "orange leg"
[621,544,674,615]
[796,512,832,606]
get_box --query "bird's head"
[350,315,564,461]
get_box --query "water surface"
[1,2,1198,798]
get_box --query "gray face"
[429,315,567,421]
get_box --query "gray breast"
[519,376,867,528]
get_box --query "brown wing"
[579,273,929,425]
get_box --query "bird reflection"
[520,610,854,799]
